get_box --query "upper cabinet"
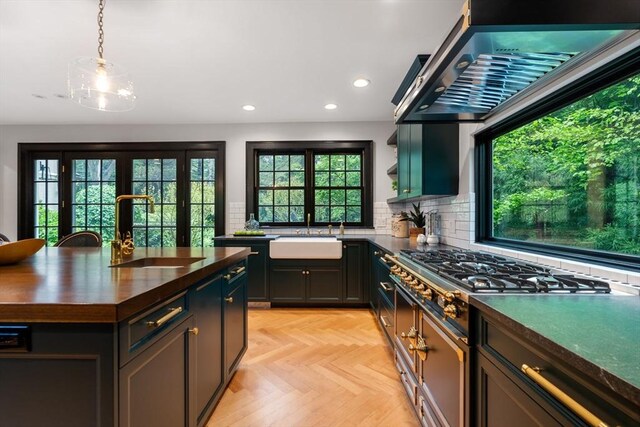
[388,123,459,203]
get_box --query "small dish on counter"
[0,238,45,265]
[233,230,265,236]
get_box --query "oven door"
[419,309,467,427]
[395,285,417,372]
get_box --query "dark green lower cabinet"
[119,316,197,427]
[270,259,342,303]
[342,241,366,303]
[192,275,224,424]
[224,272,248,377]
[215,239,269,301]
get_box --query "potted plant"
[400,203,426,241]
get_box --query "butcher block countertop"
[0,246,249,323]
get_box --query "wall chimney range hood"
[394,0,640,124]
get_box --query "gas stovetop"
[400,249,611,294]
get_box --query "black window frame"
[18,141,226,245]
[246,141,373,227]
[475,46,640,271]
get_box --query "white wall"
[0,121,396,239]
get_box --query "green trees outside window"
[492,73,639,256]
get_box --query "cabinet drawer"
[378,295,394,343]
[378,278,395,308]
[119,292,189,366]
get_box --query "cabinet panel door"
[246,243,269,300]
[307,266,342,302]
[397,125,411,198]
[119,316,195,427]
[192,276,223,420]
[224,274,248,377]
[270,266,306,301]
[343,242,364,302]
[408,124,423,199]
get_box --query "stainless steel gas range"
[386,248,612,427]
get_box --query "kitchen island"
[0,246,250,427]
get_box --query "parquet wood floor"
[207,308,419,427]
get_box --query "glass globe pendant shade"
[68,57,136,112]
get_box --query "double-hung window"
[247,141,373,227]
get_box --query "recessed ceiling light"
[242,105,256,111]
[32,94,47,99]
[353,78,370,88]
[324,103,338,110]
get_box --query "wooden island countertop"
[0,246,250,323]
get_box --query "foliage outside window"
[314,154,362,223]
[257,154,305,223]
[33,159,59,246]
[492,73,639,257]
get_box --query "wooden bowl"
[0,238,46,265]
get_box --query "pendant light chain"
[97,0,105,59]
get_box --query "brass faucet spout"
[111,194,155,265]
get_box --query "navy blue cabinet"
[215,239,269,301]
[270,259,343,303]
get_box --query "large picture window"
[477,63,639,269]
[247,141,372,227]
[19,142,225,247]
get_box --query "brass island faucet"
[111,194,155,265]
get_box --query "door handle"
[146,307,183,328]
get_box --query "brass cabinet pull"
[521,364,609,427]
[225,297,234,303]
[403,189,410,193]
[223,274,232,280]
[380,315,391,328]
[189,327,199,336]
[374,251,381,256]
[380,281,393,291]
[234,266,246,274]
[146,307,183,328]
[249,251,260,255]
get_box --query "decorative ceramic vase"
[426,234,439,245]
[245,213,260,231]
[416,234,427,245]
[391,216,409,238]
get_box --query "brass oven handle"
[379,256,391,264]
[521,364,609,427]
[380,315,391,328]
[380,281,393,291]
[146,307,183,328]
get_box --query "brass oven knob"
[421,289,433,300]
[404,275,413,283]
[400,272,409,279]
[414,283,424,291]
[443,304,458,319]
[444,291,456,303]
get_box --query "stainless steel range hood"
[394,0,640,123]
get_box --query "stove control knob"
[400,272,408,279]
[444,292,456,303]
[404,275,414,283]
[414,282,424,291]
[423,289,433,299]
[391,266,400,274]
[443,304,458,319]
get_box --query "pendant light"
[68,0,135,112]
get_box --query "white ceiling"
[0,0,463,125]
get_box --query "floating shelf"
[386,163,397,176]
[387,129,397,146]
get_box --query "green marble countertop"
[471,294,640,405]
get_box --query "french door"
[19,142,225,247]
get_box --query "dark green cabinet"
[343,241,366,303]
[119,316,197,427]
[192,275,224,424]
[270,259,342,303]
[223,270,248,377]
[392,123,459,201]
[215,239,269,301]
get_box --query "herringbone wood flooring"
[207,308,419,427]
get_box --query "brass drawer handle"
[234,266,246,274]
[380,281,393,291]
[249,251,260,255]
[380,315,391,328]
[521,364,609,427]
[189,327,199,336]
[146,307,183,328]
[225,297,233,303]
[374,251,381,256]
